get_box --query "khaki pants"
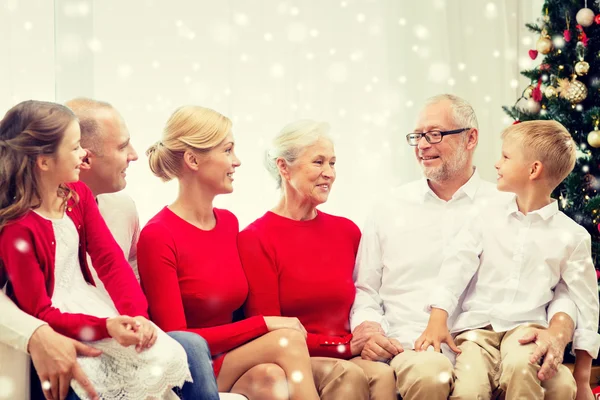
[311,356,396,400]
[390,349,455,400]
[451,324,576,400]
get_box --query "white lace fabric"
[47,214,191,399]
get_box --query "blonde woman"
[138,106,319,400]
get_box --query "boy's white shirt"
[429,195,600,358]
[0,191,140,399]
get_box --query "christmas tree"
[503,0,600,362]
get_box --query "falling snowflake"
[233,13,249,26]
[87,38,102,52]
[14,239,29,253]
[150,365,163,377]
[350,50,364,62]
[0,376,15,399]
[279,337,289,347]
[337,344,346,353]
[433,0,446,10]
[4,0,17,12]
[414,25,430,40]
[63,1,90,17]
[438,371,451,383]
[270,64,285,78]
[79,326,95,341]
[175,20,196,40]
[428,63,451,84]
[328,63,349,83]
[552,36,565,49]
[290,371,304,383]
[485,3,498,19]
[117,64,133,79]
[273,379,288,398]
[287,22,308,42]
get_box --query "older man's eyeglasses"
[406,128,470,146]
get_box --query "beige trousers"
[451,325,576,400]
[311,356,396,400]
[390,349,455,400]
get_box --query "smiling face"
[196,131,241,195]
[48,120,87,184]
[283,138,336,206]
[83,108,138,194]
[413,100,472,183]
[495,139,531,193]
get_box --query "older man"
[349,94,578,400]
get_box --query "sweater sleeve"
[0,224,109,341]
[238,227,354,359]
[138,223,268,356]
[78,183,148,318]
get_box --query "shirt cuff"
[350,310,388,333]
[15,319,47,354]
[428,288,458,316]
[572,328,600,359]
[547,298,578,331]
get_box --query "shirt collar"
[419,167,481,203]
[506,196,559,221]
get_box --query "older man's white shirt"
[350,170,578,355]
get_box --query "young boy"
[416,120,600,399]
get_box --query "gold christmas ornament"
[544,85,558,98]
[587,129,600,148]
[576,7,595,27]
[536,34,553,55]
[575,60,590,76]
[524,85,535,99]
[557,76,588,103]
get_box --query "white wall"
[5,0,544,228]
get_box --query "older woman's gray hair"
[265,120,332,188]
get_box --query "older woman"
[238,120,396,400]
[138,106,320,400]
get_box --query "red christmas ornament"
[564,29,571,42]
[528,49,538,60]
[577,24,589,47]
[532,79,543,102]
[596,269,600,280]
[595,14,600,24]
[512,120,521,125]
[539,64,550,71]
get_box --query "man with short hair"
[66,97,219,400]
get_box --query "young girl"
[0,101,191,400]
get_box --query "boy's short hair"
[501,120,576,189]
